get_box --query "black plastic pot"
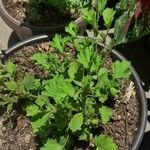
[0,34,147,150]
[0,0,86,40]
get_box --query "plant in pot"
[0,0,147,150]
[0,0,93,40]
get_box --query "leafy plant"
[16,0,92,23]
[0,1,133,150]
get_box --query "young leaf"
[68,61,79,79]
[77,46,93,69]
[36,95,49,107]
[21,75,41,90]
[31,53,50,69]
[102,8,116,28]
[4,81,17,91]
[98,0,108,15]
[26,105,41,117]
[95,134,117,150]
[31,113,50,133]
[69,113,83,132]
[90,54,103,73]
[42,76,75,102]
[65,22,78,37]
[96,89,108,103]
[99,106,112,124]
[112,60,132,79]
[51,34,68,53]
[81,8,96,27]
[40,139,64,150]
[4,61,16,75]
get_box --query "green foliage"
[40,139,64,150]
[95,134,117,150]
[23,0,92,24]
[112,60,132,79]
[0,2,133,149]
[102,8,116,28]
[68,113,83,132]
[99,106,112,124]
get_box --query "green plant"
[16,0,92,23]
[0,0,133,149]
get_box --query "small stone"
[24,134,31,144]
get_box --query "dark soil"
[0,110,37,150]
[5,0,73,27]
[3,42,140,150]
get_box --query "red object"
[134,0,150,19]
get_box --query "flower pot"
[0,0,86,40]
[0,34,147,150]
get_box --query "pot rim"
[0,34,147,150]
[0,0,84,30]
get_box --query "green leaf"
[31,53,49,69]
[26,105,41,117]
[77,46,93,69]
[90,54,103,73]
[95,134,117,150]
[36,95,49,107]
[4,61,16,75]
[98,0,108,15]
[112,60,132,79]
[68,61,79,79]
[21,75,41,90]
[31,113,50,133]
[65,22,78,37]
[42,76,75,102]
[102,8,116,28]
[51,34,68,53]
[81,8,96,27]
[69,113,83,132]
[4,81,17,91]
[40,139,64,150]
[99,106,112,124]
[96,89,108,103]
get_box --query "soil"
[0,110,37,150]
[5,0,73,27]
[2,42,140,150]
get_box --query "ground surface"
[0,16,150,149]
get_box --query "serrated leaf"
[4,61,16,75]
[21,75,41,90]
[99,106,112,124]
[95,134,117,150]
[26,105,41,117]
[65,22,78,37]
[31,113,50,133]
[96,89,108,103]
[36,95,49,107]
[40,139,64,150]
[68,61,79,79]
[90,54,103,73]
[69,113,83,132]
[77,46,93,69]
[102,8,116,28]
[31,53,49,69]
[98,0,108,15]
[4,81,17,91]
[112,60,132,79]
[51,34,68,53]
[42,76,75,102]
[81,8,96,27]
